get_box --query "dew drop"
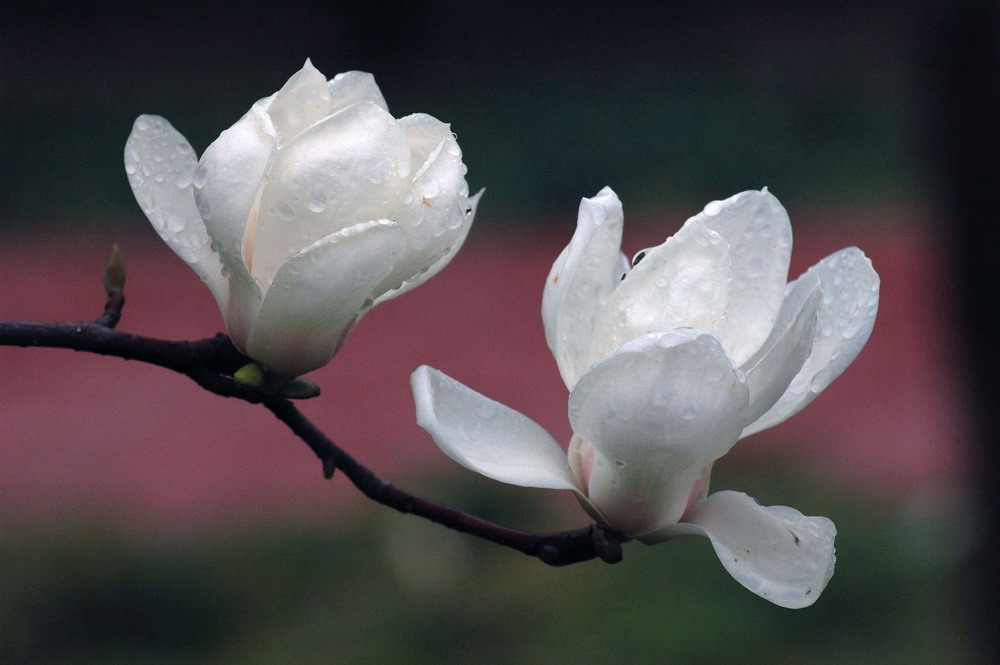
[704,200,723,216]
[682,406,697,421]
[165,214,185,233]
[192,165,208,189]
[175,170,193,189]
[417,178,441,198]
[125,161,137,175]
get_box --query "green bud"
[279,377,321,399]
[103,245,127,294]
[233,363,267,388]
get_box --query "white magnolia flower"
[125,60,479,376]
[411,187,879,608]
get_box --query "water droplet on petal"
[276,202,296,221]
[418,178,440,198]
[192,164,208,189]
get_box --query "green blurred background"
[1,2,984,663]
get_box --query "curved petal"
[651,491,836,609]
[740,285,821,425]
[398,113,455,178]
[124,115,228,310]
[374,189,482,306]
[248,101,411,287]
[411,366,579,490]
[264,59,335,142]
[589,219,732,368]
[192,103,277,279]
[690,190,793,366]
[541,187,625,389]
[327,70,389,113]
[244,220,403,376]
[568,330,750,536]
[742,247,879,437]
[376,115,471,295]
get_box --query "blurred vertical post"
[933,1,1000,662]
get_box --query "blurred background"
[1,1,993,663]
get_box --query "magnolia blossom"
[125,60,479,376]
[412,188,879,608]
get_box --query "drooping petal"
[652,491,836,609]
[690,190,793,366]
[568,330,750,536]
[327,70,389,113]
[264,59,335,142]
[248,101,411,288]
[124,115,228,310]
[192,103,277,279]
[376,114,471,295]
[411,366,579,490]
[740,285,821,425]
[244,220,404,376]
[374,190,482,306]
[589,219,732,368]
[541,187,625,389]
[742,247,879,437]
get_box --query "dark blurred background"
[2,0,927,222]
[2,1,994,663]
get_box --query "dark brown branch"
[0,271,625,566]
[0,321,261,401]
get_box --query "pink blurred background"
[0,207,965,532]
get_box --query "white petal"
[740,285,821,425]
[411,366,579,490]
[327,70,389,113]
[248,101,411,288]
[397,113,454,177]
[655,491,836,609]
[244,220,404,376]
[192,104,277,279]
[589,219,732,367]
[692,190,793,366]
[374,189,482,306]
[742,247,879,437]
[541,187,625,389]
[265,59,335,142]
[124,115,228,310]
[376,115,472,295]
[568,330,750,536]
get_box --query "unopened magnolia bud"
[103,245,126,294]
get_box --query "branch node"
[591,524,625,564]
[322,458,336,479]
